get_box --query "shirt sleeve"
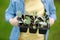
[5,0,16,22]
[49,0,57,21]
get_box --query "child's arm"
[5,0,18,26]
[49,0,56,26]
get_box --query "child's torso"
[25,0,45,17]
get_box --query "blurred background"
[0,0,60,40]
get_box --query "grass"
[0,0,12,40]
[48,1,60,40]
[0,0,60,40]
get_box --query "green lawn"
[0,0,12,40]
[48,1,60,40]
[0,0,60,40]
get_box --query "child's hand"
[49,17,55,26]
[9,16,18,26]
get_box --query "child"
[5,0,56,40]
